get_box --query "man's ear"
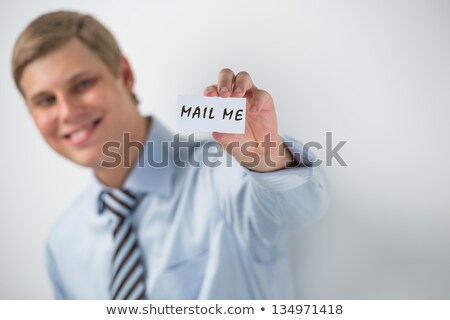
[119,55,134,93]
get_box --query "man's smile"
[62,117,102,146]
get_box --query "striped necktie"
[100,189,146,300]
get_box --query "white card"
[177,95,246,133]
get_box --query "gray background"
[1,0,449,299]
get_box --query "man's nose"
[58,94,85,122]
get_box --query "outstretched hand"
[204,68,294,172]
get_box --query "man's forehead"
[23,66,97,100]
[21,39,103,98]
[27,70,94,99]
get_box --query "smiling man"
[12,11,329,299]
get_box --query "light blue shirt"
[45,117,329,299]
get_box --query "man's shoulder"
[46,182,98,247]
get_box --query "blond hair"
[12,10,138,103]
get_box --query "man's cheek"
[34,113,58,141]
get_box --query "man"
[12,11,329,299]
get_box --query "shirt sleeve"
[243,134,319,192]
[219,135,330,262]
[45,241,67,299]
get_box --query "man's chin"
[62,151,105,168]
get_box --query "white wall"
[1,0,449,299]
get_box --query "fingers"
[249,89,272,114]
[204,68,258,101]
[217,68,234,98]
[204,85,218,97]
[232,71,253,98]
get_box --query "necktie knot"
[99,188,140,220]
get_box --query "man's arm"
[45,241,67,299]
[202,68,329,261]
[213,134,329,262]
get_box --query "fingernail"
[233,87,242,94]
[220,87,229,93]
[250,106,258,112]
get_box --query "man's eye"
[76,79,94,91]
[38,96,56,106]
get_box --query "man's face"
[20,38,136,167]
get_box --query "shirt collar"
[92,116,176,202]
